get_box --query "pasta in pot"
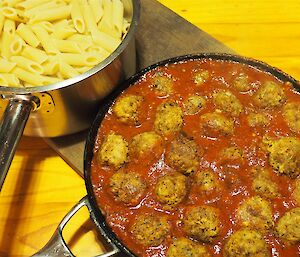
[0,0,130,87]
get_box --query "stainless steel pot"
[0,0,140,190]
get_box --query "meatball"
[167,237,210,257]
[194,69,210,86]
[252,167,280,199]
[212,90,243,117]
[131,214,170,246]
[232,73,252,92]
[253,81,286,109]
[247,112,270,128]
[194,170,219,192]
[183,95,206,115]
[219,146,244,165]
[200,112,235,137]
[113,94,143,125]
[183,205,221,242]
[237,196,274,232]
[129,131,162,158]
[292,179,300,205]
[224,229,270,257]
[275,208,300,243]
[165,133,201,175]
[155,172,188,208]
[109,171,146,205]
[283,102,300,134]
[154,101,183,135]
[151,73,174,96]
[98,132,128,169]
[267,137,300,178]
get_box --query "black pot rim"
[83,52,300,257]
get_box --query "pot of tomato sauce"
[33,53,300,257]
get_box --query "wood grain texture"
[0,1,299,256]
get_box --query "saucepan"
[0,0,140,190]
[32,53,300,257]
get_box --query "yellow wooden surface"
[0,1,299,256]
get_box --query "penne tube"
[0,73,20,86]
[39,21,54,33]
[11,55,44,74]
[10,35,24,55]
[0,57,16,72]
[29,5,72,23]
[71,1,85,33]
[16,23,40,47]
[3,19,16,35]
[16,0,52,11]
[9,0,24,7]
[24,1,65,17]
[42,56,60,75]
[82,3,98,35]
[89,0,103,23]
[92,30,120,53]
[59,59,80,79]
[1,31,14,59]
[1,7,25,22]
[98,0,113,35]
[52,24,76,39]
[12,66,45,86]
[75,66,91,73]
[87,45,110,59]
[21,45,48,64]
[41,75,63,85]
[31,25,59,54]
[112,0,123,38]
[0,13,4,35]
[53,38,81,53]
[59,53,99,66]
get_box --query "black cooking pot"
[32,53,300,257]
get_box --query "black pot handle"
[32,196,120,257]
[0,95,39,191]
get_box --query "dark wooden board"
[46,0,234,175]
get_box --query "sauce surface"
[91,59,300,257]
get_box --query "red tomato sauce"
[91,59,300,257]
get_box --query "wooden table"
[0,1,299,256]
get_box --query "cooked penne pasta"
[16,0,53,11]
[42,56,60,75]
[53,38,81,53]
[0,58,16,72]
[92,30,120,52]
[71,1,85,33]
[11,56,44,74]
[29,5,72,23]
[10,35,24,55]
[21,45,48,64]
[112,0,123,38]
[89,0,103,23]
[0,13,4,35]
[59,59,80,79]
[12,67,45,86]
[0,73,20,86]
[16,23,40,47]
[59,53,99,66]
[1,31,14,59]
[0,0,130,88]
[31,24,59,54]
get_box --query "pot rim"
[84,52,300,257]
[0,0,141,95]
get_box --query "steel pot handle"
[0,95,39,191]
[32,196,120,257]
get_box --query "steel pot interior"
[84,53,300,256]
